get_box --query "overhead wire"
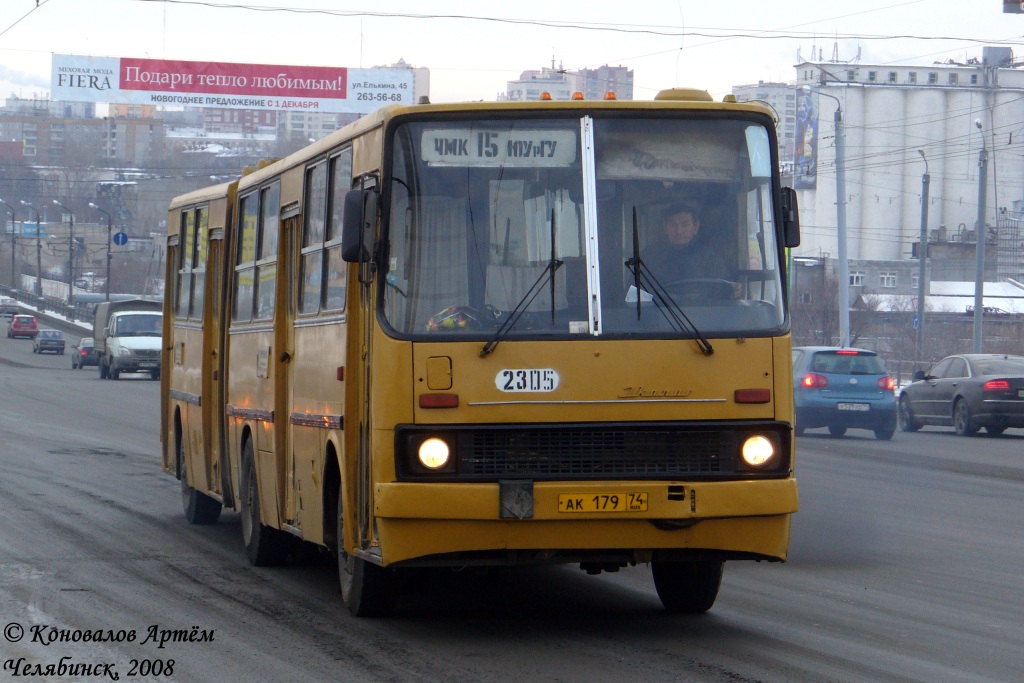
[122,0,1023,44]
[0,0,50,40]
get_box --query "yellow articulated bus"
[162,87,801,616]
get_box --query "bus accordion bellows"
[161,87,801,616]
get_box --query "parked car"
[898,354,1024,436]
[71,336,99,369]
[6,314,38,339]
[0,296,18,317]
[964,305,1011,317]
[792,346,897,440]
[33,329,66,354]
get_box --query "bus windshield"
[382,115,785,340]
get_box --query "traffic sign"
[112,231,128,246]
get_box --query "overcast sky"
[0,0,1021,104]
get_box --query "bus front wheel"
[336,488,394,617]
[239,439,291,566]
[651,559,724,614]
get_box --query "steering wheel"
[662,277,736,302]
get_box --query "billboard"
[51,54,415,113]
[793,90,819,190]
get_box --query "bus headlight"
[418,437,451,469]
[741,435,775,467]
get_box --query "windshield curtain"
[382,115,786,339]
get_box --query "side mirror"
[342,188,377,263]
[913,370,925,381]
[781,187,800,248]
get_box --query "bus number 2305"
[495,368,559,393]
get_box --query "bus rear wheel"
[239,439,291,566]
[337,487,394,617]
[178,428,221,525]
[651,559,724,614]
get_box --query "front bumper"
[372,478,798,565]
[111,358,161,373]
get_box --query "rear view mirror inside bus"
[342,188,376,262]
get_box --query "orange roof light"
[539,92,552,101]
[604,91,617,100]
[571,91,584,100]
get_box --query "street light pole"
[89,202,113,302]
[20,201,41,296]
[804,86,849,346]
[0,199,15,289]
[53,200,75,308]
[916,150,929,367]
[972,121,989,353]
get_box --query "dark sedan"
[71,337,99,369]
[899,354,1024,436]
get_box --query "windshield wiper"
[624,206,713,355]
[480,208,563,357]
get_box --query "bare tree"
[791,269,839,346]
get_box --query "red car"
[6,314,38,339]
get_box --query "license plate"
[558,492,648,513]
[139,362,158,368]
[1018,389,1024,398]
[837,403,870,411]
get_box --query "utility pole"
[972,120,988,353]
[915,151,929,367]
[20,201,41,296]
[834,98,849,347]
[0,199,15,289]
[805,86,849,346]
[89,202,113,302]
[53,200,75,308]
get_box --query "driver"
[644,200,741,298]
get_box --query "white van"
[0,296,19,317]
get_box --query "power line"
[125,0,1024,45]
[0,0,50,40]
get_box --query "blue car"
[792,346,897,440]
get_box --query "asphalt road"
[1,329,1022,683]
